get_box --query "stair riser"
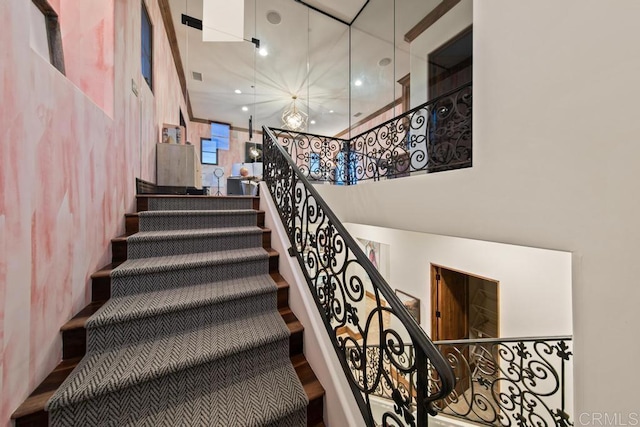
[307,398,324,425]
[125,211,265,235]
[139,213,258,232]
[139,197,256,212]
[87,291,278,352]
[14,412,47,427]
[127,233,263,259]
[111,258,269,298]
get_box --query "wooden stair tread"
[11,358,82,419]
[291,354,325,401]
[271,273,289,290]
[280,307,304,335]
[90,263,121,279]
[60,301,104,331]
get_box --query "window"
[201,138,218,165]
[141,2,153,90]
[211,122,230,150]
[201,122,230,165]
[30,0,65,74]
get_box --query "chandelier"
[281,96,308,131]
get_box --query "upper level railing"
[271,82,472,184]
[349,336,573,427]
[263,125,456,426]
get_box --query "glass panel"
[349,0,396,138]
[308,11,349,137]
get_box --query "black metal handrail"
[271,82,472,184]
[263,125,455,426]
[432,335,573,427]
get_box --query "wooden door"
[431,265,471,396]
[432,266,469,341]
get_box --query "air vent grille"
[192,71,203,81]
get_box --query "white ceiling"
[169,0,441,136]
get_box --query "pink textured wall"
[0,0,190,424]
[59,0,115,116]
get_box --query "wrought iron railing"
[346,336,572,427]
[271,83,472,184]
[348,344,417,406]
[270,128,349,183]
[431,336,573,427]
[263,126,456,426]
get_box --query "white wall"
[409,0,473,108]
[345,223,572,338]
[317,0,640,420]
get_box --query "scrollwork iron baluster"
[263,126,455,427]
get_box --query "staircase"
[11,195,325,426]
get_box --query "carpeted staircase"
[12,195,323,426]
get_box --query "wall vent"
[192,71,203,81]
[354,112,362,117]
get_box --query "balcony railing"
[431,336,573,427]
[347,336,573,427]
[271,83,472,184]
[263,125,456,426]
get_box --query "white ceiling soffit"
[202,0,244,42]
[298,0,368,24]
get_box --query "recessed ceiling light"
[258,47,268,57]
[329,110,334,113]
[354,79,363,87]
[378,57,392,67]
[234,89,242,94]
[242,106,249,112]
[266,10,282,25]
[310,120,316,124]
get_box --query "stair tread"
[112,247,269,277]
[47,310,291,409]
[11,358,82,419]
[291,355,326,401]
[90,262,122,279]
[128,226,264,241]
[64,278,289,335]
[88,274,277,328]
[61,301,105,330]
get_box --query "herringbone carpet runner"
[46,196,308,426]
